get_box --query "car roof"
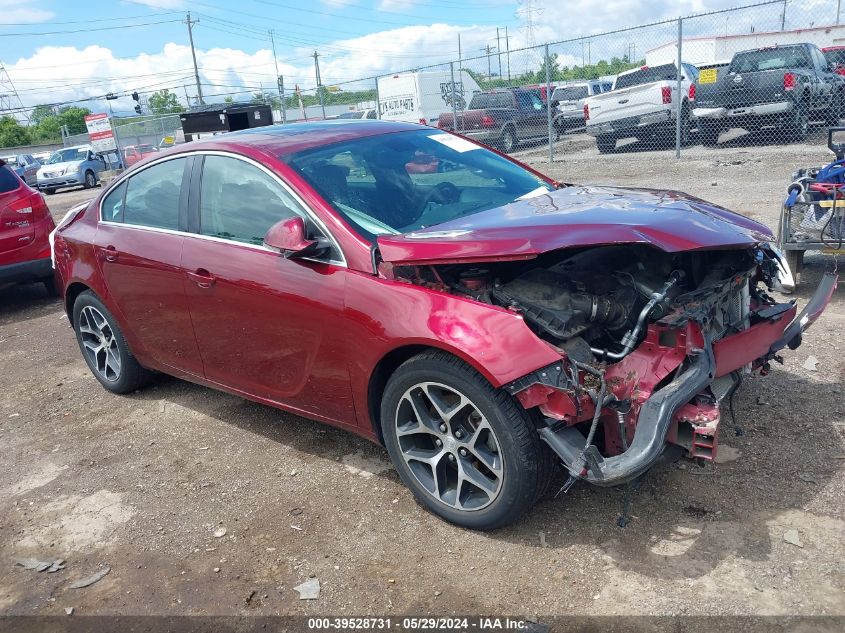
[163,119,422,157]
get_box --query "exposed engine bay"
[392,244,781,361]
[384,242,833,489]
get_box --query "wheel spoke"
[77,306,121,382]
[458,458,498,496]
[423,384,469,424]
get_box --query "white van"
[377,70,482,126]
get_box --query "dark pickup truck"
[693,43,845,145]
[437,88,549,152]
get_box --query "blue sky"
[0,0,837,116]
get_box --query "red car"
[0,159,56,294]
[123,144,159,167]
[53,121,836,530]
[823,46,845,76]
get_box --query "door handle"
[103,245,118,262]
[187,268,216,289]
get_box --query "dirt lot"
[1,132,843,624]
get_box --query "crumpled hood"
[38,161,81,174]
[377,185,774,264]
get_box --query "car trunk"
[715,69,789,109]
[0,183,37,266]
[587,82,667,124]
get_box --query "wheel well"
[64,282,90,320]
[367,344,435,445]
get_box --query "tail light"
[583,104,590,122]
[8,191,50,221]
[662,86,672,104]
[480,114,496,127]
[418,118,427,125]
[688,84,696,100]
[784,72,797,91]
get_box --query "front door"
[181,154,355,424]
[96,156,204,376]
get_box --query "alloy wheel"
[78,306,121,382]
[85,172,96,187]
[394,382,504,511]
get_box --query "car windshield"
[468,92,513,109]
[730,48,810,73]
[553,86,589,101]
[824,49,845,67]
[137,144,157,152]
[285,129,553,240]
[49,148,87,164]
[614,64,678,90]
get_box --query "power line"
[0,19,182,37]
[0,11,182,26]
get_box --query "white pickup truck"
[584,63,698,153]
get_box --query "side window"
[123,158,187,230]
[199,155,302,245]
[101,180,127,222]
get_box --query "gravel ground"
[0,135,843,622]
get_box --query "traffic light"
[132,91,141,115]
[131,92,139,102]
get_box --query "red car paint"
[123,144,159,167]
[822,46,845,76]
[53,121,834,461]
[377,186,773,265]
[0,162,55,287]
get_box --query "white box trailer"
[377,70,482,126]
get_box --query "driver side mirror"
[264,216,329,260]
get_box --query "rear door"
[0,167,34,266]
[95,155,204,376]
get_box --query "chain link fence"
[61,0,845,167]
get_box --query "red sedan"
[53,121,835,529]
[0,159,56,294]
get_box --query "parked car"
[584,62,698,153]
[32,151,51,165]
[551,81,609,135]
[822,46,845,76]
[123,144,159,166]
[437,88,550,152]
[37,145,106,195]
[0,159,56,294]
[693,43,845,145]
[335,109,378,120]
[53,120,835,530]
[0,153,39,186]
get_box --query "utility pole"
[505,26,511,81]
[185,13,204,105]
[496,28,503,78]
[269,30,286,123]
[279,75,287,124]
[313,51,326,119]
[482,45,493,78]
[458,33,462,75]
[781,0,787,30]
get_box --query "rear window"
[730,47,811,73]
[614,64,678,90]
[469,92,513,109]
[552,86,589,101]
[0,165,21,193]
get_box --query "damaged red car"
[53,121,837,530]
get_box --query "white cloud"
[321,0,358,8]
[0,0,54,23]
[121,0,185,9]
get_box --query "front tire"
[44,188,56,195]
[72,291,150,394]
[700,121,721,146]
[380,351,555,530]
[83,170,97,189]
[786,103,809,142]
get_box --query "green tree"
[30,104,57,127]
[148,89,184,114]
[251,92,280,109]
[223,95,234,104]
[56,106,91,135]
[0,115,31,148]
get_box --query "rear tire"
[827,91,844,126]
[380,350,555,530]
[786,103,809,142]
[596,134,616,154]
[499,126,518,153]
[72,291,150,394]
[700,122,720,146]
[44,188,56,195]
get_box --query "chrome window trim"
[97,149,347,267]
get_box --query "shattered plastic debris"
[69,567,110,589]
[15,558,65,573]
[783,530,803,548]
[213,527,227,538]
[294,577,320,600]
[802,356,819,371]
